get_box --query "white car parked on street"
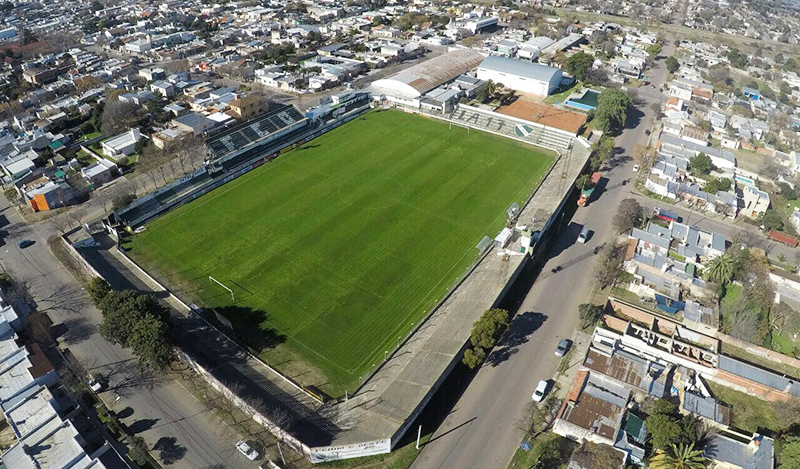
[532,380,549,402]
[236,440,259,461]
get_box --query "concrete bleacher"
[448,105,574,151]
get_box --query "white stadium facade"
[476,55,563,96]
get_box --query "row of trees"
[462,308,509,369]
[87,278,174,371]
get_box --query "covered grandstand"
[371,49,485,99]
[206,104,308,162]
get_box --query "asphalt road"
[0,198,256,469]
[410,41,676,469]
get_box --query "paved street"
[411,41,676,469]
[0,198,255,469]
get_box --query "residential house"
[704,432,773,469]
[81,158,118,187]
[173,112,217,136]
[741,184,770,218]
[150,81,175,97]
[553,370,630,447]
[101,128,141,158]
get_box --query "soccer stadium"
[127,109,555,396]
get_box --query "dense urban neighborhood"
[4,0,800,468]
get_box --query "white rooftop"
[1,414,106,469]
[4,385,58,438]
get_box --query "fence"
[179,350,312,458]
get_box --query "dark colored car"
[18,239,34,249]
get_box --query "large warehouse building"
[476,56,563,96]
[371,49,485,100]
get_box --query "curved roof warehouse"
[476,56,563,97]
[371,49,485,99]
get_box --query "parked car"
[578,226,590,244]
[236,440,259,461]
[555,339,571,357]
[18,239,34,249]
[632,164,640,172]
[532,380,549,402]
[645,129,651,136]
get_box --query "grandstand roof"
[372,49,485,98]
[205,104,306,159]
[478,56,561,83]
[497,100,587,135]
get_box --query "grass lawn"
[129,110,554,395]
[78,131,102,142]
[544,83,580,104]
[708,382,782,433]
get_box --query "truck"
[577,172,602,207]
[653,207,682,223]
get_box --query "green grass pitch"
[129,110,555,395]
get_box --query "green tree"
[594,89,632,134]
[477,80,497,103]
[129,313,173,371]
[704,179,720,194]
[99,291,146,347]
[462,347,486,368]
[778,436,800,469]
[665,56,680,73]
[575,174,591,190]
[786,57,797,71]
[689,153,712,174]
[590,136,615,171]
[704,254,734,284]
[647,43,663,58]
[646,413,682,450]
[761,209,784,231]
[779,182,797,200]
[91,0,103,11]
[775,52,785,64]
[469,308,509,349]
[718,177,732,192]
[578,303,604,328]
[650,443,707,469]
[566,52,594,81]
[87,278,112,305]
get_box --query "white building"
[476,56,562,96]
[101,128,141,158]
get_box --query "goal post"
[209,276,235,301]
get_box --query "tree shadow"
[117,407,134,419]
[152,436,186,465]
[624,106,645,130]
[209,305,286,352]
[127,418,159,434]
[485,312,548,367]
[51,316,97,345]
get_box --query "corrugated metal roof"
[378,49,485,95]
